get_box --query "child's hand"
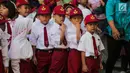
[100,63,103,70]
[82,65,89,72]
[4,67,8,73]
[32,55,37,65]
[75,22,81,30]
[60,23,66,33]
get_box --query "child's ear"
[17,7,21,13]
[53,15,56,20]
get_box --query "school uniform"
[78,32,105,73]
[65,21,82,73]
[30,18,53,73]
[78,14,105,73]
[49,21,68,73]
[78,4,92,19]
[0,28,10,73]
[9,15,33,73]
[65,7,83,73]
[0,14,11,73]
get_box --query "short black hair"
[70,14,83,20]
[0,1,16,19]
[36,13,51,17]
[87,22,98,25]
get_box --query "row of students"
[0,0,34,73]
[0,0,105,73]
[29,4,105,73]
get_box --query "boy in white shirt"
[78,14,105,73]
[30,5,53,73]
[66,7,83,73]
[49,5,68,73]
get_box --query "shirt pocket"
[96,38,100,49]
[50,32,60,46]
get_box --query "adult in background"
[105,0,130,73]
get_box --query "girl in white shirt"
[0,14,10,73]
[8,0,34,73]
[0,1,16,73]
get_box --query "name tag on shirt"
[118,3,127,12]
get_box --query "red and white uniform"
[65,21,82,73]
[49,21,68,73]
[0,28,10,73]
[78,32,105,73]
[9,15,33,73]
[29,18,53,73]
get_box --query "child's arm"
[2,46,9,73]
[60,23,66,45]
[99,55,103,69]
[81,51,88,72]
[75,23,81,42]
[29,23,38,65]
[32,45,37,65]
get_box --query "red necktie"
[92,36,98,57]
[63,36,67,46]
[7,22,12,36]
[7,22,12,43]
[44,27,49,47]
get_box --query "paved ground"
[100,59,130,73]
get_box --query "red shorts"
[49,49,68,73]
[82,57,100,73]
[68,49,82,73]
[36,49,52,73]
[20,59,34,73]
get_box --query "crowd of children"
[0,0,107,73]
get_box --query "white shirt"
[78,4,92,19]
[9,15,33,59]
[78,32,105,57]
[65,22,81,49]
[64,17,71,26]
[49,21,67,49]
[88,0,101,10]
[29,18,53,49]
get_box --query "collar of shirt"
[53,21,60,29]
[78,4,86,10]
[85,31,96,38]
[18,15,25,19]
[35,18,50,28]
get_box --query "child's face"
[17,5,30,17]
[80,0,87,6]
[66,7,72,16]
[0,4,9,18]
[37,14,51,24]
[70,15,82,25]
[54,14,65,24]
[85,23,98,34]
